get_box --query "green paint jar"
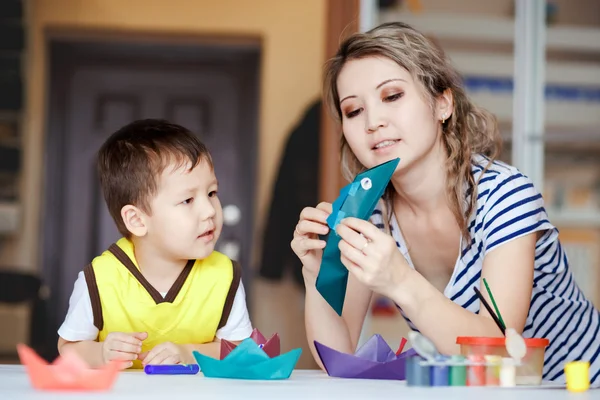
[449,355,467,386]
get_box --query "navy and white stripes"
[370,155,600,383]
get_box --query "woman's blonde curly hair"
[323,22,502,239]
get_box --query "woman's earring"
[442,113,447,124]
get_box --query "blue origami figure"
[316,157,400,316]
[193,338,302,380]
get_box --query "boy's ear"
[121,205,148,237]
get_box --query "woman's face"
[337,56,449,172]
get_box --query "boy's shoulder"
[193,251,242,281]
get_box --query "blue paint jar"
[406,355,430,386]
[431,356,449,386]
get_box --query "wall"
[0,0,326,272]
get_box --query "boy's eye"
[209,191,218,198]
[182,198,194,205]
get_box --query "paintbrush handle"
[474,287,506,336]
[483,278,506,329]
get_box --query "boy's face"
[143,158,223,261]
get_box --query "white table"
[1,365,598,400]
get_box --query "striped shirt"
[370,155,600,383]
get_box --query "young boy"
[57,119,253,369]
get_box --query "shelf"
[547,208,600,228]
[378,11,600,53]
[447,52,600,87]
[469,91,600,127]
[375,11,600,130]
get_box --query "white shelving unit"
[373,5,600,228]
[357,0,600,344]
[378,11,600,52]
[376,10,600,129]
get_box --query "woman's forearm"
[304,268,374,369]
[391,270,506,355]
[304,271,355,369]
[181,341,221,364]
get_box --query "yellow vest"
[83,238,240,369]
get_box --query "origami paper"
[194,337,301,380]
[314,334,416,380]
[317,157,400,315]
[17,344,121,391]
[220,328,280,359]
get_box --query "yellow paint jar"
[565,361,590,393]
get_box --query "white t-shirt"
[58,271,253,342]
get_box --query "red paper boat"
[220,329,280,359]
[17,344,121,391]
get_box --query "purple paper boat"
[314,334,417,380]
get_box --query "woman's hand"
[290,202,331,279]
[336,217,411,298]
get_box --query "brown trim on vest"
[217,260,242,329]
[107,243,194,304]
[163,259,194,303]
[83,263,104,331]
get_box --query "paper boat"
[17,344,121,391]
[220,328,280,359]
[194,337,301,380]
[314,334,416,380]
[316,158,400,316]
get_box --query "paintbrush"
[483,278,506,330]
[474,287,506,336]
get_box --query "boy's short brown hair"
[97,119,213,237]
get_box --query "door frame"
[40,30,261,347]
[319,0,360,202]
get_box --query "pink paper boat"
[17,344,121,391]
[220,328,280,359]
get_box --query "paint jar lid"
[450,355,466,363]
[408,331,438,362]
[456,336,548,347]
[505,328,527,361]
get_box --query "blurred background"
[0,0,598,369]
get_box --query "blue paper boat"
[193,338,301,380]
[317,158,400,315]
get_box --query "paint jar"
[484,355,502,386]
[431,356,449,387]
[406,355,430,387]
[500,357,516,387]
[456,336,548,385]
[466,355,486,386]
[565,361,590,393]
[405,355,419,386]
[449,355,467,386]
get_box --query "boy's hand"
[139,342,184,365]
[101,331,147,368]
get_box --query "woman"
[291,22,599,383]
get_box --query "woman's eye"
[345,108,362,118]
[182,198,194,205]
[384,93,403,102]
[209,191,218,198]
